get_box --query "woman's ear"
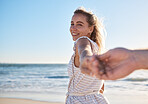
[89,26,94,33]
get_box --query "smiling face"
[70,13,93,41]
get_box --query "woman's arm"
[75,38,93,75]
[84,48,148,80]
[76,38,105,94]
[77,38,92,62]
[99,48,148,80]
[133,49,148,70]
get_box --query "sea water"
[0,64,148,102]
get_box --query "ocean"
[0,64,148,102]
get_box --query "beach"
[1,90,148,104]
[1,93,148,104]
[0,98,63,104]
[0,64,148,104]
[105,92,148,104]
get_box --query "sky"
[0,0,148,64]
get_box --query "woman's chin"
[72,38,76,41]
[72,37,78,41]
[72,35,81,41]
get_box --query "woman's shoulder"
[73,36,99,52]
[75,36,92,44]
[76,37,91,47]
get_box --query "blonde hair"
[74,7,106,53]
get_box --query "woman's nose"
[71,25,77,30]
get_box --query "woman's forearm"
[79,49,93,62]
[133,49,148,70]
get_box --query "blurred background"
[0,0,148,63]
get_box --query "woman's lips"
[72,33,79,36]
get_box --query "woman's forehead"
[71,13,87,22]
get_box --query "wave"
[45,76,69,79]
[0,71,9,75]
[124,78,148,82]
[0,63,67,68]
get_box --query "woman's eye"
[77,24,82,26]
[71,23,74,26]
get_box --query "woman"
[66,7,109,104]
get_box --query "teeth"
[72,33,78,36]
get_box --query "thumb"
[98,51,110,61]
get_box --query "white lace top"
[66,36,109,104]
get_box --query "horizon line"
[0,62,68,64]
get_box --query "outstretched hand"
[98,48,136,80]
[80,55,107,78]
[81,48,137,80]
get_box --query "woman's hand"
[80,55,105,78]
[82,48,137,80]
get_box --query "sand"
[1,93,148,104]
[0,98,64,104]
[105,94,148,104]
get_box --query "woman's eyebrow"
[77,21,84,24]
